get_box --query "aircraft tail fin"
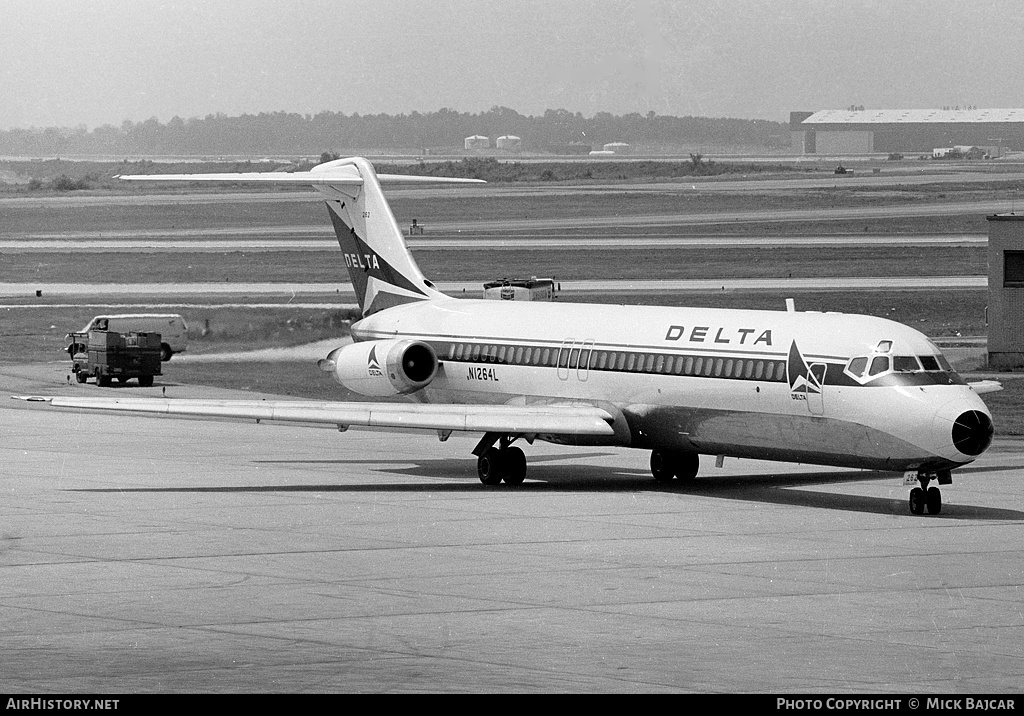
[119,157,484,316]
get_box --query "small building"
[464,135,490,150]
[987,214,1024,368]
[496,135,521,151]
[603,142,631,155]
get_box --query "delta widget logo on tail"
[326,199,432,316]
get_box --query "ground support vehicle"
[69,331,162,387]
[71,314,187,361]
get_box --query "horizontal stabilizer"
[117,156,482,317]
[118,163,485,186]
[13,396,615,436]
[118,172,366,185]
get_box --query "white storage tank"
[603,142,631,155]
[496,135,521,151]
[465,135,490,150]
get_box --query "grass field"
[0,244,989,284]
[0,288,988,366]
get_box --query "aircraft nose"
[933,397,994,459]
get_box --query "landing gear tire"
[909,472,945,515]
[651,450,699,483]
[477,448,505,486]
[909,487,925,515]
[651,450,675,483]
[477,445,528,486]
[675,452,699,482]
[502,446,527,485]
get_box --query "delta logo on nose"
[787,341,822,396]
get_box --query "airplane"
[15,156,1000,515]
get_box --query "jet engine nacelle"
[320,339,438,397]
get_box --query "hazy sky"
[2,0,1022,130]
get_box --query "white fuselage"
[351,296,992,473]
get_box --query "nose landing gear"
[908,470,949,515]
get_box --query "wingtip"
[968,380,1004,395]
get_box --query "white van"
[75,314,188,361]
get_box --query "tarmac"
[1,361,1023,693]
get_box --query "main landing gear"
[476,435,528,486]
[650,449,699,484]
[908,470,950,515]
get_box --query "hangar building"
[791,108,1024,155]
[987,214,1024,368]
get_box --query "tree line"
[0,107,788,156]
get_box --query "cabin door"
[806,363,827,416]
[557,339,594,382]
[577,340,594,382]
[556,339,576,381]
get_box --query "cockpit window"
[846,348,959,383]
[847,356,868,377]
[893,355,922,372]
[868,355,891,376]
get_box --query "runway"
[0,276,990,302]
[2,362,1022,693]
[0,234,987,253]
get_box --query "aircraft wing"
[968,380,1003,395]
[12,396,615,436]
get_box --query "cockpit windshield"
[893,355,921,372]
[844,347,960,384]
[868,355,889,376]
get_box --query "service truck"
[68,331,162,387]
[482,277,559,301]
[72,314,187,361]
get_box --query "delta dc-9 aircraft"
[17,157,999,515]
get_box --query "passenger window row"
[440,342,787,382]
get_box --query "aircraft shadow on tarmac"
[70,453,1024,521]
